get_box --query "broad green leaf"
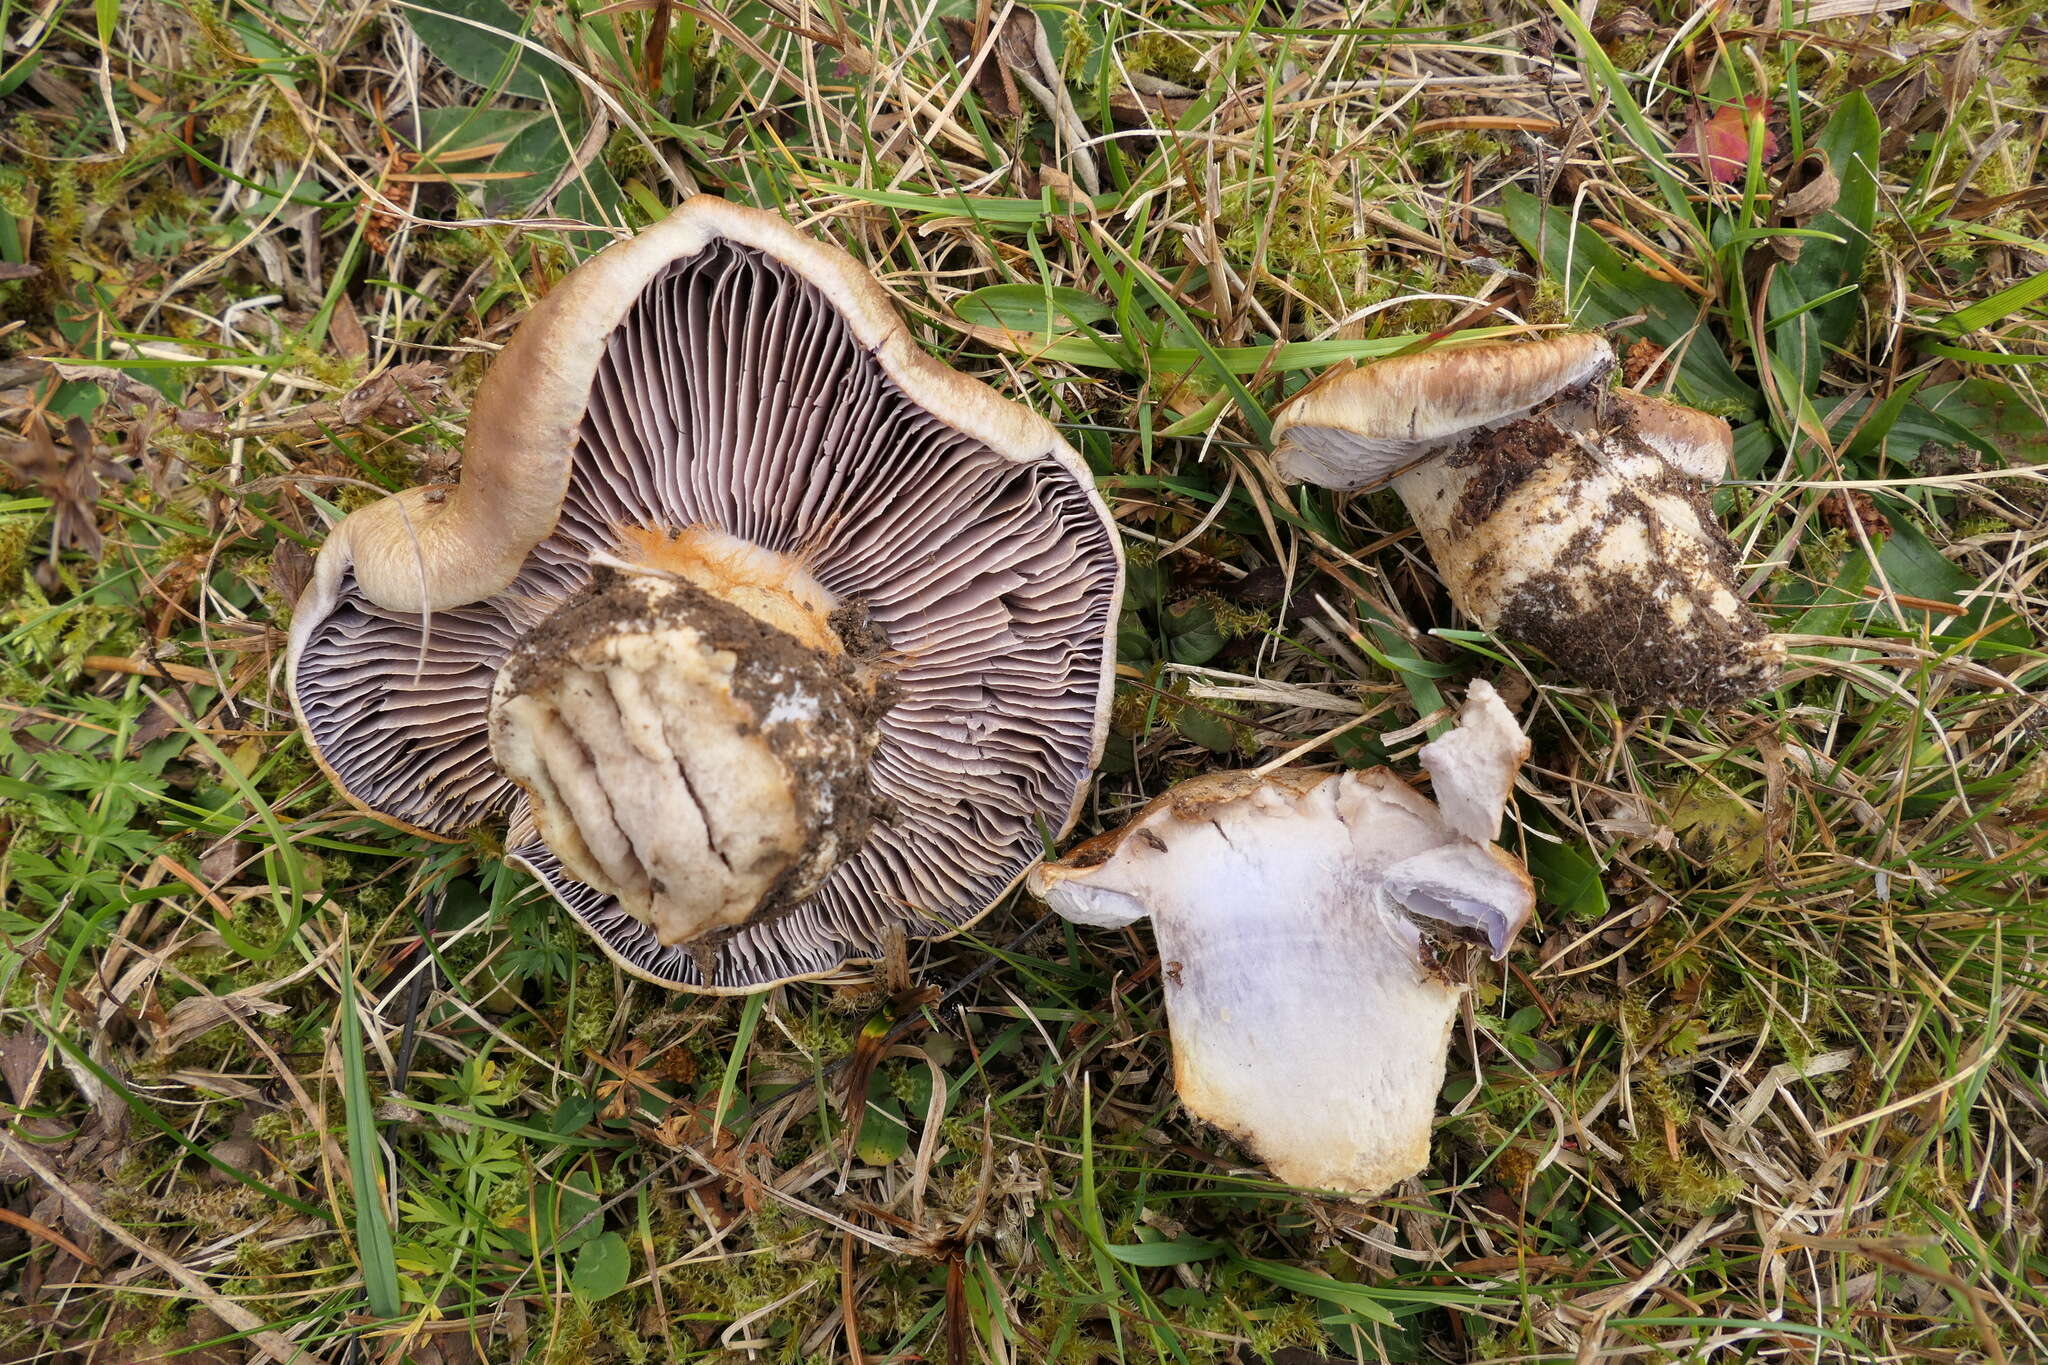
[555,160,628,237]
[1938,270,2048,335]
[1106,1238,1225,1267]
[1787,550,1874,640]
[414,106,544,166]
[1823,394,2003,467]
[404,0,569,102]
[1874,517,2028,646]
[482,114,583,214]
[956,284,1115,333]
[535,1170,603,1252]
[1174,705,1238,755]
[1771,92,1879,393]
[1165,598,1226,666]
[855,1094,910,1166]
[1501,188,1756,416]
[571,1232,631,1301]
[1231,1259,1400,1327]
[1524,821,1608,920]
[1918,378,2048,458]
[1838,373,1925,465]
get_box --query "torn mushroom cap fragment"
[286,197,1123,992]
[1270,335,1782,707]
[1028,683,1534,1197]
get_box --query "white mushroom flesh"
[1028,685,1534,1196]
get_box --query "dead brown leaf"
[336,360,444,426]
[0,415,120,556]
[131,689,194,750]
[1108,88,1196,128]
[940,15,1021,121]
[1820,489,1890,537]
[330,293,371,360]
[1621,337,1667,386]
[1782,154,1841,220]
[0,1031,45,1104]
[270,539,313,605]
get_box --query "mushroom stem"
[1027,683,1537,1197]
[1387,392,1778,705]
[488,529,890,961]
[1134,787,1473,1194]
[1271,336,1782,706]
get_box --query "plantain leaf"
[405,0,571,102]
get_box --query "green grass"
[3,1,2047,1361]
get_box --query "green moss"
[1126,32,1205,87]
[1218,161,1364,313]
[561,989,620,1057]
[1625,1067,1741,1212]
[1245,1297,1328,1358]
[0,518,31,595]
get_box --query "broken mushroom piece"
[1028,683,1535,1197]
[287,197,1123,991]
[1270,335,1781,706]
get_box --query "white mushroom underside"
[293,240,1120,988]
[1037,769,1529,1194]
[1148,776,1471,1194]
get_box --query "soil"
[1447,413,1563,525]
[1493,499,1777,707]
[1446,387,1777,706]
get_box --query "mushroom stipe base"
[491,550,894,971]
[1440,401,1779,707]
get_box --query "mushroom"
[1027,683,1535,1196]
[1270,335,1781,706]
[287,198,1123,991]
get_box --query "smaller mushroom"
[1270,335,1781,706]
[1027,683,1534,1197]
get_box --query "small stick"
[0,1131,314,1365]
[82,654,216,686]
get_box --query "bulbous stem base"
[488,553,888,964]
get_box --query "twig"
[0,1130,317,1365]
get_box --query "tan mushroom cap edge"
[1610,388,1736,482]
[1268,332,1614,486]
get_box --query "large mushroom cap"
[287,198,1123,991]
[1269,333,1613,490]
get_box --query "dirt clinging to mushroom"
[1411,390,1780,706]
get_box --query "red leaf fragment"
[1674,96,1778,184]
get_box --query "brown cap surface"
[1270,334,1614,489]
